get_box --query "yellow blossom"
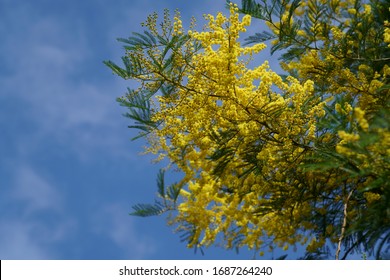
[108,0,390,259]
[354,107,369,131]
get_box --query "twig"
[335,188,355,260]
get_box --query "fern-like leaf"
[130,202,165,217]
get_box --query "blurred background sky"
[0,0,312,260]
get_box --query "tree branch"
[335,188,355,260]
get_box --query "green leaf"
[117,30,158,50]
[117,88,159,141]
[103,60,129,79]
[244,31,277,45]
[166,182,182,202]
[130,202,165,217]
[276,254,288,260]
[157,169,165,198]
[239,0,267,20]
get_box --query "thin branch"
[335,188,355,260]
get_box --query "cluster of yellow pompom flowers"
[109,0,389,258]
[149,4,332,252]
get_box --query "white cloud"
[91,203,156,259]
[0,221,52,259]
[0,216,78,259]
[11,165,62,213]
[0,2,134,162]
[0,165,76,259]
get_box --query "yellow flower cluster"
[117,0,389,257]
[354,107,369,132]
[147,4,329,252]
[385,20,390,47]
[363,192,381,204]
[276,2,389,214]
[279,0,386,112]
[173,11,183,35]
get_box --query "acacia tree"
[105,0,390,259]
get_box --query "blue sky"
[0,0,306,260]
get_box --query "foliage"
[105,0,390,259]
[236,0,390,259]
